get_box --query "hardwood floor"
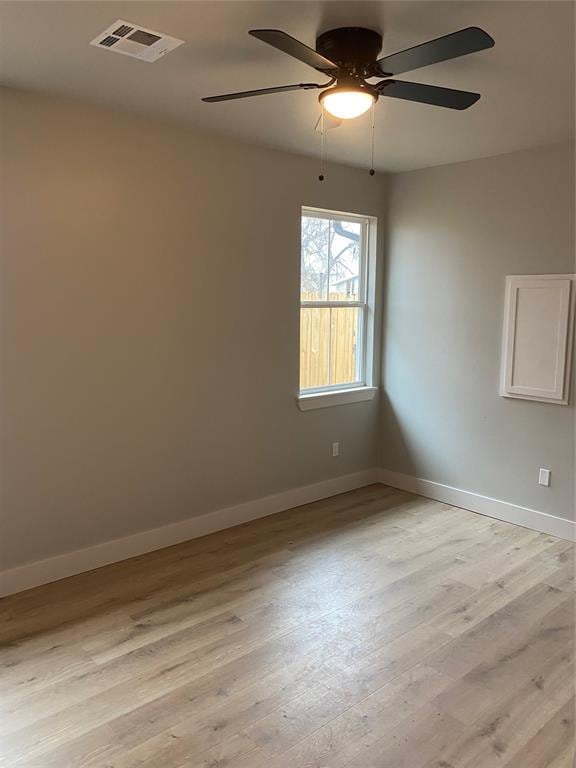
[0,484,574,768]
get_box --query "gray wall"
[0,88,385,569]
[381,143,575,521]
[2,87,574,572]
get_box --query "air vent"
[112,24,133,38]
[99,35,118,48]
[90,19,184,62]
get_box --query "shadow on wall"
[378,390,418,478]
[378,203,419,481]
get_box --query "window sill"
[297,386,378,411]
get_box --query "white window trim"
[297,206,378,411]
[298,386,378,411]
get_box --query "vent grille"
[99,35,118,48]
[112,24,133,38]
[90,19,184,62]
[127,30,161,47]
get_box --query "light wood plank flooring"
[0,484,574,767]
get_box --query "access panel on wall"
[500,274,575,405]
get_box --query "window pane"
[300,308,330,390]
[301,216,329,301]
[330,307,362,386]
[300,209,371,394]
[300,307,362,390]
[328,220,361,302]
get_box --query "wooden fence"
[300,293,359,390]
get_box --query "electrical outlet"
[332,442,340,457]
[538,468,551,487]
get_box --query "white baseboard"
[0,468,380,598]
[378,468,575,542]
[3,466,571,598]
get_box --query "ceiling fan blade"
[373,27,494,77]
[202,82,325,102]
[249,29,339,72]
[377,80,480,110]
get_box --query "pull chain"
[319,107,325,181]
[369,101,376,176]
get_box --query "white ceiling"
[0,1,573,171]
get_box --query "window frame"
[298,206,378,408]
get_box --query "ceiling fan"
[202,26,495,119]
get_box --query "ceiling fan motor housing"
[315,27,383,74]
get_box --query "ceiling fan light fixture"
[319,86,375,119]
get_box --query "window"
[299,207,377,408]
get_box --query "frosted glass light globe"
[320,88,375,119]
